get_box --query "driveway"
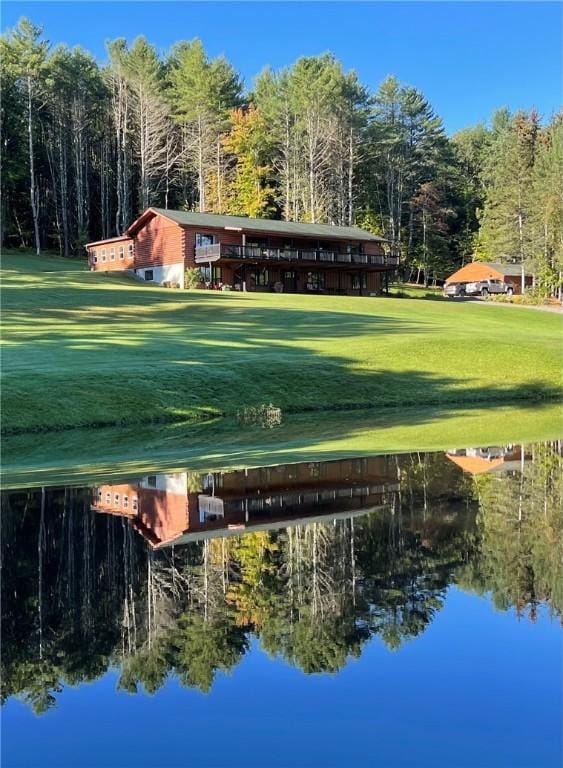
[464,298,563,313]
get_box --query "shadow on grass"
[2,262,561,436]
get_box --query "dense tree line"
[2,443,560,713]
[1,18,561,292]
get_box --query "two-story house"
[86,208,398,295]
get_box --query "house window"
[351,273,367,290]
[101,249,106,262]
[123,495,128,509]
[93,253,98,264]
[97,489,102,500]
[200,266,222,285]
[252,269,269,287]
[144,270,154,281]
[196,233,217,248]
[146,476,157,488]
[114,493,120,506]
[127,243,134,259]
[110,248,115,261]
[105,492,111,504]
[306,271,326,291]
[119,246,125,260]
[132,497,138,512]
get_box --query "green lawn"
[387,282,445,300]
[2,251,562,435]
[2,403,561,489]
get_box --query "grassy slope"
[2,252,562,434]
[2,402,561,489]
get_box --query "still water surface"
[1,441,561,767]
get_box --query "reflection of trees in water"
[1,443,560,713]
[458,441,563,621]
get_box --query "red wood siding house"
[86,208,398,295]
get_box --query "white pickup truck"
[465,279,514,297]
[444,278,513,298]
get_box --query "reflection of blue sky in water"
[1,442,561,768]
[3,589,560,768]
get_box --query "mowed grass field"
[3,403,561,489]
[2,252,562,434]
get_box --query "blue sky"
[2,1,561,134]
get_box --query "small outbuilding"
[444,262,533,294]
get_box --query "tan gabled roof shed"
[445,261,527,285]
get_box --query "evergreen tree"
[168,39,242,212]
[1,18,49,254]
[529,114,563,298]
[478,110,540,291]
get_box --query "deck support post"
[242,234,247,291]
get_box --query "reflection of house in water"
[446,445,524,476]
[92,457,400,548]
[92,474,190,547]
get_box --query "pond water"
[1,440,561,768]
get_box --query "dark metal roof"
[486,262,525,277]
[148,208,386,243]
[85,234,132,248]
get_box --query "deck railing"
[195,243,222,261]
[195,243,399,267]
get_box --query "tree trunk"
[517,205,525,294]
[27,77,41,256]
[198,114,205,212]
[347,127,354,225]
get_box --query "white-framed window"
[114,493,120,506]
[110,247,115,261]
[101,249,106,262]
[127,243,134,259]
[97,489,102,500]
[144,270,154,281]
[123,495,129,509]
[105,492,111,504]
[93,254,98,264]
[119,246,125,260]
[132,496,138,512]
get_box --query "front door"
[283,271,297,293]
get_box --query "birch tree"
[123,37,172,210]
[107,39,133,233]
[255,55,368,224]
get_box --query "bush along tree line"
[1,443,561,713]
[2,18,562,295]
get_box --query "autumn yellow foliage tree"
[222,106,275,218]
